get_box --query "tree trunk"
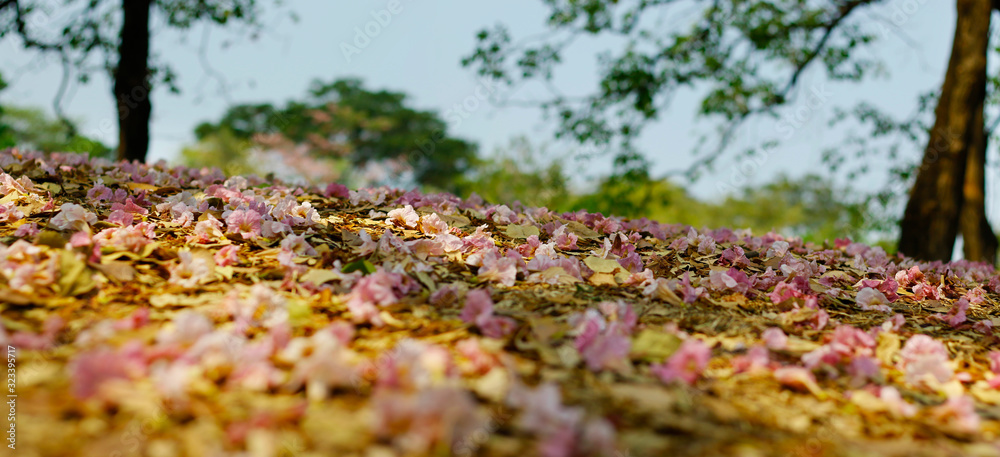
[959,103,997,263]
[897,0,990,261]
[113,0,153,163]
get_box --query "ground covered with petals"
[3,149,1000,457]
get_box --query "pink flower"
[929,395,980,434]
[5,316,63,350]
[68,343,147,399]
[731,345,770,374]
[50,203,97,231]
[801,325,876,370]
[386,204,419,228]
[973,319,993,335]
[773,367,822,395]
[106,210,134,226]
[489,205,518,224]
[455,338,501,375]
[156,310,214,345]
[371,387,482,455]
[323,182,350,199]
[651,338,711,385]
[225,284,289,331]
[344,269,412,326]
[460,289,517,339]
[551,225,579,250]
[279,233,317,256]
[709,267,752,295]
[13,222,39,238]
[855,288,891,313]
[506,381,616,457]
[677,272,705,304]
[516,235,542,257]
[225,209,263,240]
[719,245,750,268]
[894,265,924,287]
[168,249,215,288]
[188,214,225,243]
[354,229,379,256]
[762,327,788,350]
[0,202,23,223]
[478,251,518,287]
[69,230,92,248]
[882,313,906,332]
[110,197,149,216]
[854,277,899,302]
[572,310,631,373]
[92,222,156,253]
[214,245,240,267]
[261,219,292,238]
[418,213,449,236]
[913,281,941,300]
[933,298,969,328]
[899,334,953,386]
[766,240,790,258]
[429,284,463,307]
[769,281,804,305]
[285,331,358,400]
[877,386,916,418]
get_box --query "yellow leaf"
[505,224,540,239]
[630,330,682,362]
[58,250,95,297]
[126,182,158,193]
[584,256,623,274]
[535,267,579,284]
[299,269,342,285]
[588,272,617,286]
[564,221,601,239]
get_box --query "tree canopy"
[0,0,284,162]
[463,0,1000,263]
[189,78,479,192]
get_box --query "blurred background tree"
[188,78,478,192]
[0,106,112,158]
[0,0,288,162]
[456,136,573,210]
[0,72,111,157]
[462,0,1000,263]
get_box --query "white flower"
[50,203,97,231]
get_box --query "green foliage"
[460,138,880,245]
[573,172,883,245]
[456,137,573,210]
[463,1,883,174]
[0,105,112,158]
[180,128,257,177]
[0,1,280,93]
[700,174,874,244]
[0,73,12,148]
[193,79,478,192]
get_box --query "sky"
[0,0,978,211]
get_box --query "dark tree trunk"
[898,0,991,261]
[960,104,998,263]
[113,0,153,163]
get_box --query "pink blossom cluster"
[345,268,419,326]
[651,338,712,385]
[570,301,637,372]
[507,382,618,457]
[0,240,60,294]
[460,289,517,339]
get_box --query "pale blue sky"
[0,1,970,206]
